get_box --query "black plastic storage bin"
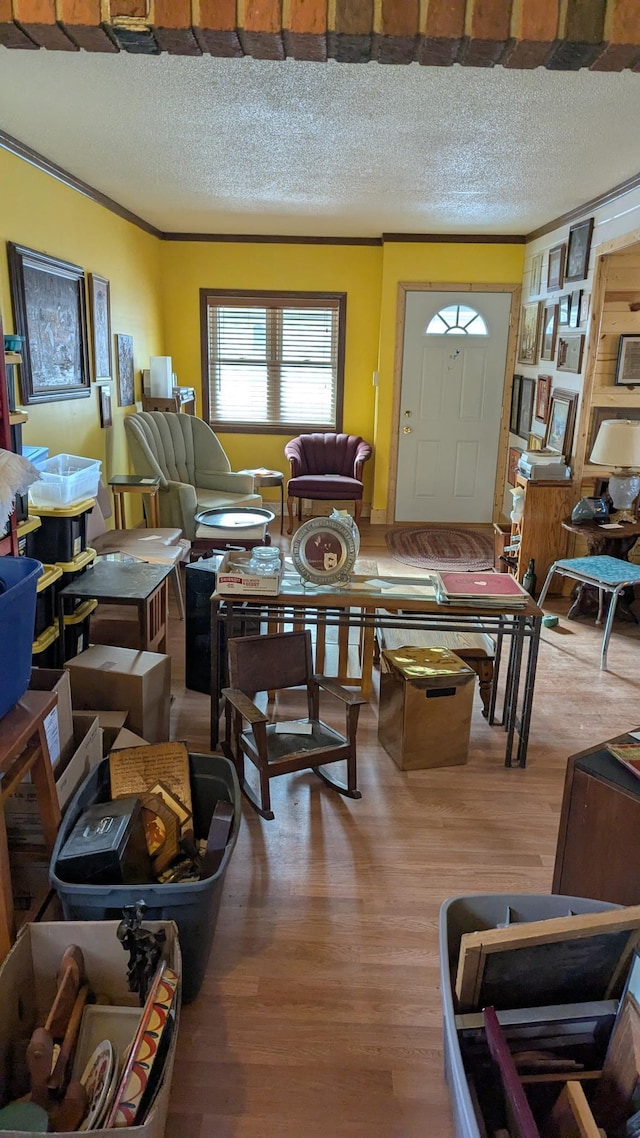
[62,598,97,658]
[34,565,62,638]
[50,752,240,1003]
[55,547,97,614]
[28,498,94,564]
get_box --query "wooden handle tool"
[44,945,84,1040]
[47,983,89,1094]
[25,1027,53,1111]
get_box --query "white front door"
[395,291,511,523]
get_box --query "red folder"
[437,572,528,600]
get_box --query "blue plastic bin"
[0,556,42,719]
[50,751,240,1003]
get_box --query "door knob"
[402,426,412,435]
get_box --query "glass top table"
[209,563,543,768]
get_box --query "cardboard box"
[112,727,150,751]
[28,667,73,769]
[0,920,180,1138]
[6,712,101,846]
[216,549,283,596]
[65,645,171,743]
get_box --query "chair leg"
[601,588,621,670]
[537,564,559,609]
[286,496,295,535]
[171,565,185,620]
[312,760,362,800]
[354,499,363,527]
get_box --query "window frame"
[200,288,346,434]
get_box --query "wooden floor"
[165,521,640,1138]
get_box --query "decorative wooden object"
[509,475,574,586]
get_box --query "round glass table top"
[194,507,275,529]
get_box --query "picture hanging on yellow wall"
[116,333,135,406]
[7,242,91,405]
[89,273,112,383]
[99,382,112,428]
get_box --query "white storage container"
[29,454,101,508]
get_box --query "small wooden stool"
[376,621,495,718]
[0,690,61,960]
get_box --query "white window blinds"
[202,292,345,432]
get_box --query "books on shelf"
[434,571,529,608]
[606,744,640,780]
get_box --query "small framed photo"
[517,376,535,439]
[547,243,566,292]
[529,252,543,298]
[557,333,585,374]
[527,432,544,452]
[615,335,640,386]
[558,294,570,326]
[569,289,582,329]
[516,302,541,366]
[98,382,112,428]
[535,374,552,424]
[510,374,522,434]
[545,388,578,460]
[507,447,522,487]
[540,303,558,362]
[579,292,591,326]
[565,217,594,284]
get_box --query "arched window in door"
[426,304,488,336]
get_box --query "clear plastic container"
[29,454,102,508]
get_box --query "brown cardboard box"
[28,667,73,769]
[0,920,180,1138]
[6,712,101,846]
[65,645,171,743]
[378,647,475,770]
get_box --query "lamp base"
[611,509,638,524]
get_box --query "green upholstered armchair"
[123,411,261,540]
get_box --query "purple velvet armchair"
[284,432,373,534]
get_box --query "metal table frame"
[209,585,543,768]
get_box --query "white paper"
[274,721,313,735]
[600,522,624,529]
[139,478,156,485]
[43,706,60,766]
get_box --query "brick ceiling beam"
[2,0,640,69]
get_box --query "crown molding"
[527,170,640,242]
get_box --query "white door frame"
[386,281,522,526]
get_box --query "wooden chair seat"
[376,619,495,718]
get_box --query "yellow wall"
[158,240,382,507]
[0,149,163,483]
[374,242,524,513]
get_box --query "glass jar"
[246,546,280,574]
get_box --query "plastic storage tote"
[22,444,50,469]
[0,556,42,719]
[439,892,618,1138]
[28,454,101,508]
[50,751,240,1003]
[29,498,94,563]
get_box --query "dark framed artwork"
[544,388,578,460]
[99,382,113,428]
[517,376,535,439]
[89,273,112,382]
[558,295,570,325]
[116,333,135,406]
[579,293,591,327]
[547,243,566,292]
[557,333,585,374]
[540,303,558,362]
[535,374,552,424]
[507,447,523,486]
[569,289,582,329]
[510,374,522,433]
[565,217,594,283]
[614,335,640,386]
[516,302,541,366]
[588,407,640,459]
[7,242,90,405]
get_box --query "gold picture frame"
[516,302,541,366]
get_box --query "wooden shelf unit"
[510,475,575,587]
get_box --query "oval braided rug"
[386,526,494,572]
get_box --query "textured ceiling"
[1,51,640,237]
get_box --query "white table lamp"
[589,419,640,522]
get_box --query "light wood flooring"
[165,521,640,1138]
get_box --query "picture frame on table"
[544,388,578,461]
[510,374,522,434]
[88,273,112,382]
[527,432,544,452]
[558,295,570,325]
[507,447,523,487]
[569,289,582,329]
[540,303,558,362]
[557,333,585,374]
[614,335,640,386]
[291,517,358,586]
[565,217,594,283]
[535,374,552,424]
[547,243,566,292]
[517,376,535,439]
[115,333,135,406]
[516,302,541,366]
[7,242,91,404]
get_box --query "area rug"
[386,526,494,572]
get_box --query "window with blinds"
[201,290,346,433]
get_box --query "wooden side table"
[58,560,172,657]
[0,690,61,960]
[109,475,161,529]
[238,469,285,534]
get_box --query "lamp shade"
[589,419,640,468]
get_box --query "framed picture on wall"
[547,244,566,292]
[569,289,582,329]
[558,295,570,325]
[88,273,112,382]
[540,303,558,362]
[116,333,135,406]
[516,302,541,366]
[535,374,552,424]
[529,252,543,298]
[510,374,523,434]
[588,406,640,458]
[614,335,640,386]
[545,388,578,460]
[565,217,594,283]
[98,382,113,428]
[557,333,585,374]
[517,376,535,439]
